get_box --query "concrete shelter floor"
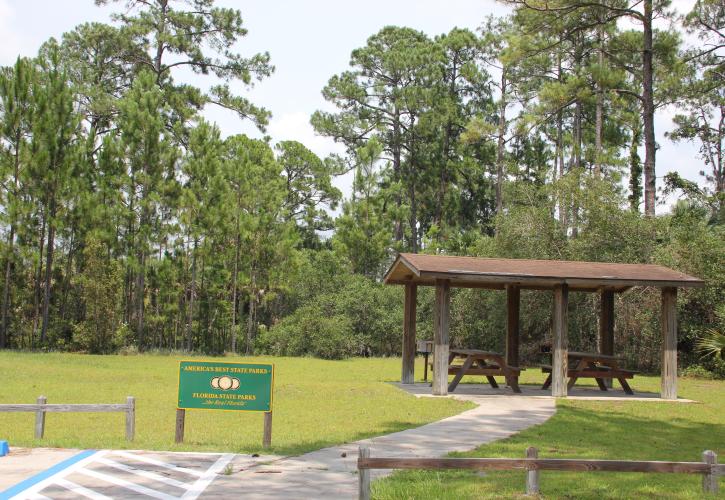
[394,382,696,402]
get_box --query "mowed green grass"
[0,352,471,455]
[375,373,725,500]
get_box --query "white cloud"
[267,111,344,158]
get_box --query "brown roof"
[384,253,704,292]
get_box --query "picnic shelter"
[383,253,704,399]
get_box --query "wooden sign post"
[175,361,274,448]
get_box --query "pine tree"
[31,44,80,344]
[118,70,177,347]
[0,58,34,347]
[97,0,273,131]
[275,140,342,246]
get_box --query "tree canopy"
[0,0,722,377]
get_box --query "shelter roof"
[383,253,704,292]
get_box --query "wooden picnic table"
[444,349,523,393]
[541,351,636,394]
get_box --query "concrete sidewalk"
[201,389,556,499]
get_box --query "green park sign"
[177,361,274,412]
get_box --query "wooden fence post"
[526,446,540,495]
[34,396,46,439]
[175,408,185,443]
[263,411,273,448]
[702,450,718,494]
[125,396,135,442]
[359,445,371,500]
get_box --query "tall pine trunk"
[642,0,656,216]
[230,218,240,353]
[409,177,418,253]
[392,113,404,243]
[594,25,604,177]
[0,224,15,348]
[436,60,458,230]
[408,131,419,253]
[185,236,197,351]
[556,52,568,232]
[629,118,643,211]
[58,229,75,322]
[495,70,507,217]
[40,196,56,344]
[246,269,256,355]
[570,38,583,238]
[135,249,145,347]
[0,140,21,348]
[571,96,582,238]
[32,213,46,345]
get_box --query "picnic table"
[541,351,636,394]
[442,349,523,393]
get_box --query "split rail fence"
[357,446,722,499]
[0,395,135,441]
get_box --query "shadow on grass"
[181,420,431,457]
[505,404,725,459]
[375,404,724,499]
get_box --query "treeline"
[0,0,344,353]
[0,1,722,375]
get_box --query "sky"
[0,0,705,210]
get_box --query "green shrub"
[258,275,402,359]
[257,305,355,359]
[681,364,716,379]
[695,355,725,379]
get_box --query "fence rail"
[0,396,135,441]
[357,446,722,499]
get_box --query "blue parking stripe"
[0,449,97,499]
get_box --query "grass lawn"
[2,352,723,498]
[0,352,471,455]
[375,370,725,500]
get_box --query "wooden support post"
[661,287,678,400]
[599,290,615,388]
[359,445,371,500]
[702,450,719,494]
[526,446,540,495]
[432,279,451,396]
[125,396,135,442]
[552,284,569,397]
[34,396,46,439]
[506,285,520,369]
[175,408,185,443]
[263,411,273,448]
[401,284,417,384]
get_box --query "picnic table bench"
[541,351,637,394]
[433,349,523,393]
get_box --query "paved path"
[201,386,555,499]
